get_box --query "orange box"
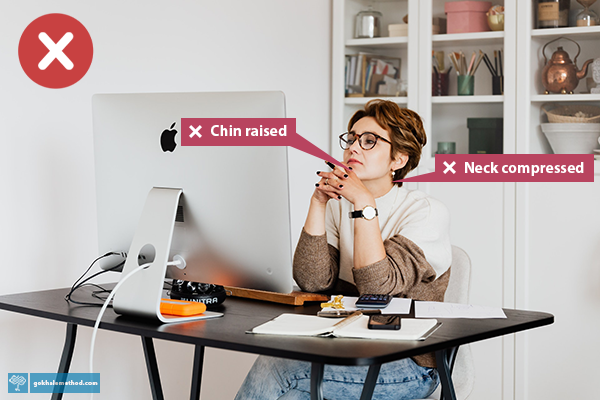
[160,298,206,316]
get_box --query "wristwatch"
[348,206,378,221]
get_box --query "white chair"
[425,245,475,400]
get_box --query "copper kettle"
[542,37,593,94]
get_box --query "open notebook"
[250,313,439,341]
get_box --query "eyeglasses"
[339,132,392,151]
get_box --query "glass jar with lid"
[354,5,383,38]
[536,0,570,28]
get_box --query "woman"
[235,99,452,400]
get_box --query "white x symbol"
[443,161,456,174]
[189,125,202,138]
[38,32,74,70]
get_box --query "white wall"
[0,1,331,398]
[520,181,600,399]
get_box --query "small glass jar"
[354,6,383,38]
[537,0,570,28]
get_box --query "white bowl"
[541,123,600,154]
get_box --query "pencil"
[435,51,445,72]
[483,52,496,76]
[471,52,484,76]
[467,52,476,76]
[498,49,503,77]
[448,53,460,75]
[494,51,498,77]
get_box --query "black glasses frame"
[339,132,392,151]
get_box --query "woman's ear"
[392,153,409,171]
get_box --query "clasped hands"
[313,161,372,206]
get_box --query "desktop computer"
[92,91,294,322]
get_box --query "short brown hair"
[347,99,426,186]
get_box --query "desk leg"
[309,363,381,400]
[359,364,381,400]
[190,345,205,400]
[51,323,77,400]
[435,347,459,400]
[142,337,164,400]
[310,362,324,400]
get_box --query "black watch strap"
[348,206,378,220]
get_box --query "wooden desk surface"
[0,286,553,366]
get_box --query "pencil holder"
[457,75,474,96]
[432,72,449,96]
[492,76,503,95]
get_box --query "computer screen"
[92,91,293,294]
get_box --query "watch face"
[363,206,377,220]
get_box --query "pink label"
[399,154,594,183]
[181,118,345,168]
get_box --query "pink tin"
[445,1,492,34]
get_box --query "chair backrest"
[444,246,472,304]
[442,246,474,400]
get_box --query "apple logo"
[160,122,177,152]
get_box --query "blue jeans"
[235,355,439,400]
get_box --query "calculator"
[355,294,392,309]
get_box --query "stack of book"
[345,53,401,97]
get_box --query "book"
[250,313,439,341]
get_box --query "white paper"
[321,296,412,315]
[415,301,507,319]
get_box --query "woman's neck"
[363,178,394,199]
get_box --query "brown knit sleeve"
[292,229,340,293]
[352,234,449,302]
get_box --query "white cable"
[89,262,151,399]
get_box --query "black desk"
[0,286,553,400]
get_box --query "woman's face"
[343,116,406,184]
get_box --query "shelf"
[432,95,504,104]
[433,31,505,46]
[531,94,600,103]
[344,96,408,105]
[345,36,408,49]
[531,26,600,40]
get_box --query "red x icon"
[18,14,93,89]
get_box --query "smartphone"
[355,294,392,309]
[367,315,401,330]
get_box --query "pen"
[331,311,364,329]
[318,309,381,318]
